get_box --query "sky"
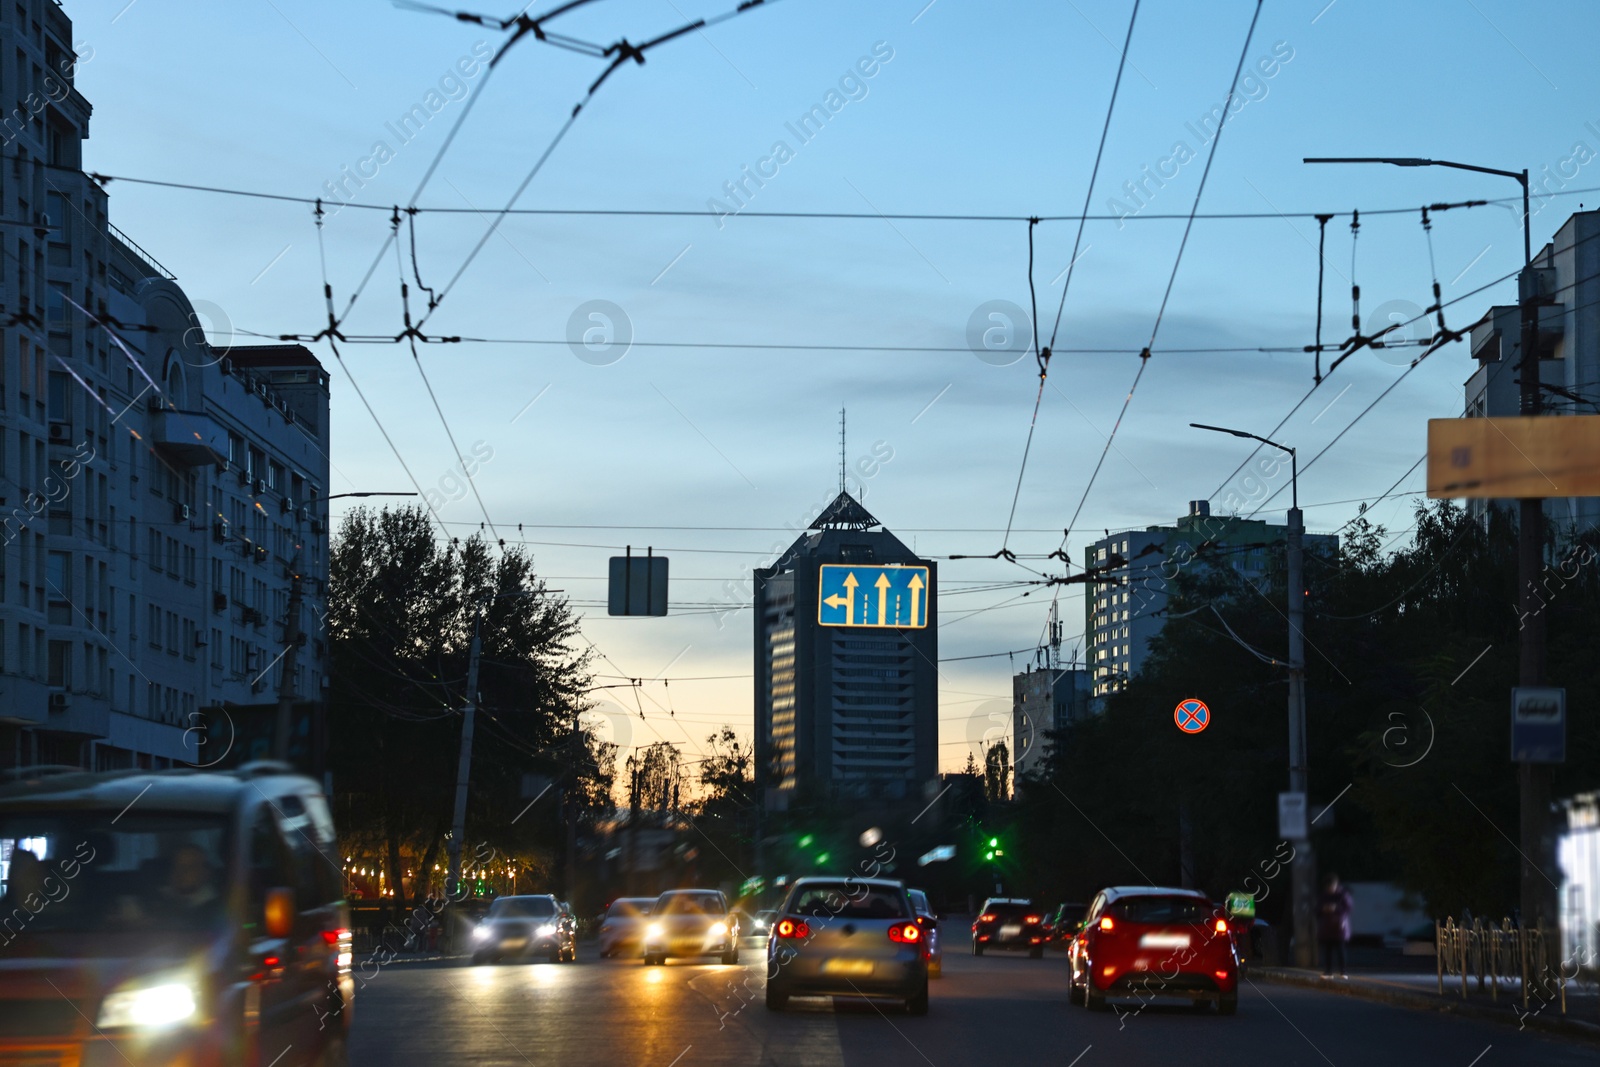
[70,0,1600,771]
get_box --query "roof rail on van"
[235,760,296,777]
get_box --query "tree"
[985,740,1011,802]
[326,506,595,908]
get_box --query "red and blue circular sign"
[1174,698,1210,734]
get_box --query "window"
[46,639,68,687]
[45,369,66,421]
[147,604,160,649]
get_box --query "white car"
[597,897,657,958]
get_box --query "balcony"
[149,408,226,467]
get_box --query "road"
[349,936,1594,1067]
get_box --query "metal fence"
[1435,917,1570,1012]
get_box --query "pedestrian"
[1316,872,1353,978]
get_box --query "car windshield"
[658,892,722,915]
[489,896,557,919]
[0,810,230,935]
[1106,896,1214,924]
[606,899,651,918]
[790,883,908,920]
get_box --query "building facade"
[1084,501,1337,696]
[0,0,330,771]
[1465,208,1600,535]
[1010,662,1090,786]
[753,491,938,805]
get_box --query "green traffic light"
[985,850,995,860]
[816,852,830,865]
[987,837,999,848]
[797,834,814,849]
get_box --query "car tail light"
[775,919,810,939]
[888,923,921,944]
[1098,916,1114,932]
[1213,919,1229,934]
[321,928,351,946]
[1025,915,1041,924]
[977,913,995,923]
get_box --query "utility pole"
[1303,158,1553,940]
[272,565,305,763]
[1192,422,1313,966]
[446,608,484,899]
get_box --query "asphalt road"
[349,937,1594,1067]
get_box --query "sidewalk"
[1251,963,1600,1044]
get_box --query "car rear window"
[983,902,1032,919]
[1105,896,1214,924]
[658,892,723,915]
[789,882,908,920]
[489,896,557,919]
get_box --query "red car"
[1068,886,1239,1015]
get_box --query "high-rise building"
[753,491,938,804]
[1084,501,1336,696]
[1011,661,1091,786]
[0,1,330,771]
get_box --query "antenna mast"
[838,407,847,495]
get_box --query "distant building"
[0,1,330,771]
[1011,662,1090,786]
[1084,501,1336,696]
[753,491,938,804]
[1465,208,1599,534]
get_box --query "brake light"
[977,913,995,923]
[888,922,921,944]
[1214,919,1229,934]
[775,919,810,939]
[1098,916,1114,932]
[1024,915,1041,924]
[321,928,351,945]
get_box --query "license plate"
[499,937,527,948]
[1000,924,1023,937]
[820,958,875,977]
[1138,933,1191,950]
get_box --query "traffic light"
[797,834,814,849]
[987,837,999,848]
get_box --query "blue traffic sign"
[817,564,929,629]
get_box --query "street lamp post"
[1304,157,1553,939]
[1192,423,1314,967]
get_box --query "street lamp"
[325,491,419,500]
[1191,422,1312,966]
[1304,156,1553,939]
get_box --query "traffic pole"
[1287,493,1316,969]
[446,610,483,899]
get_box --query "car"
[1067,886,1239,1015]
[0,761,352,1067]
[733,908,769,947]
[597,896,656,958]
[907,888,943,977]
[764,876,930,1015]
[971,897,1047,957]
[751,909,780,936]
[1043,902,1089,948]
[642,889,740,965]
[470,894,577,964]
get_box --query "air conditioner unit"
[279,496,291,513]
[295,506,307,523]
[242,607,263,626]
[48,691,68,712]
[175,503,191,522]
[310,519,324,535]
[254,545,268,565]
[218,459,230,473]
[238,468,251,486]
[213,520,230,543]
[253,479,266,495]
[146,395,163,413]
[212,591,228,612]
[47,422,70,442]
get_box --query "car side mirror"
[264,887,295,938]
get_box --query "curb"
[1251,967,1600,1045]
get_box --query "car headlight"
[709,922,728,938]
[97,978,198,1030]
[472,925,492,941]
[646,922,664,940]
[537,923,558,937]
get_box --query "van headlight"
[645,922,664,941]
[97,978,199,1029]
[537,923,558,937]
